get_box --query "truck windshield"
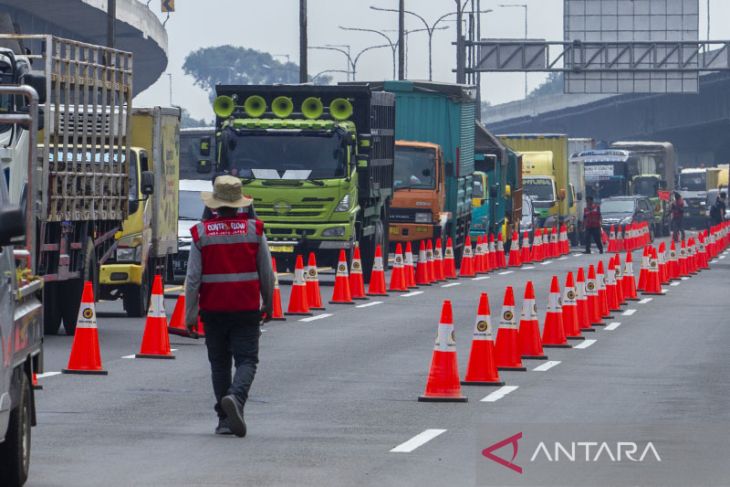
[220,129,347,180]
[394,147,436,189]
[601,199,635,214]
[679,174,705,191]
[587,179,624,200]
[633,178,658,197]
[523,178,555,202]
[179,190,205,220]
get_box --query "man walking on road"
[185,175,275,437]
[671,192,686,242]
[710,192,726,226]
[583,196,603,254]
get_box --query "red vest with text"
[584,204,602,229]
[191,215,264,312]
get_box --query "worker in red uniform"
[185,175,275,437]
[583,195,603,254]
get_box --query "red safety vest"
[191,215,264,312]
[583,204,602,229]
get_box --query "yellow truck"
[98,107,181,316]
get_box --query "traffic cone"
[561,224,570,254]
[331,250,355,304]
[462,293,504,386]
[508,230,522,267]
[521,231,531,264]
[433,241,445,282]
[532,229,543,262]
[596,261,613,320]
[688,238,698,274]
[519,281,548,359]
[416,241,432,285]
[474,236,485,274]
[617,225,626,252]
[549,227,559,257]
[605,258,620,312]
[488,234,497,269]
[287,255,313,314]
[586,265,605,326]
[404,241,418,288]
[459,236,476,277]
[270,257,286,321]
[349,245,367,299]
[367,244,388,296]
[136,275,175,359]
[562,272,584,340]
[306,252,325,310]
[643,247,663,295]
[496,233,506,268]
[63,281,108,374]
[418,300,468,402]
[608,225,617,253]
[495,286,527,371]
[168,294,192,337]
[542,276,571,348]
[576,267,594,332]
[482,235,493,272]
[389,244,408,292]
[697,234,710,270]
[678,240,689,278]
[443,237,457,279]
[425,240,435,283]
[613,254,625,305]
[623,251,639,301]
[637,247,650,291]
[657,242,669,284]
[32,372,42,390]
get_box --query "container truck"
[180,127,216,180]
[97,108,180,317]
[212,84,394,276]
[678,167,722,228]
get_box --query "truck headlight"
[415,212,431,223]
[116,247,140,262]
[322,227,346,237]
[699,201,706,206]
[335,194,351,212]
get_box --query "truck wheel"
[123,265,152,318]
[0,371,32,486]
[60,239,98,336]
[42,282,62,336]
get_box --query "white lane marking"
[36,371,61,379]
[390,429,447,453]
[573,253,583,257]
[558,256,568,261]
[356,301,382,309]
[401,291,424,297]
[638,298,653,304]
[622,309,637,316]
[670,282,680,287]
[522,266,535,270]
[681,277,690,281]
[541,260,554,265]
[121,354,136,359]
[481,385,519,402]
[441,282,461,288]
[472,276,491,281]
[720,256,726,260]
[171,349,179,352]
[604,322,622,331]
[574,339,596,349]
[498,270,514,276]
[299,313,333,322]
[533,360,561,372]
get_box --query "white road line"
[604,322,622,331]
[573,253,583,257]
[638,298,653,304]
[299,313,333,322]
[36,371,61,379]
[522,266,535,270]
[720,256,726,260]
[558,256,568,261]
[356,301,382,309]
[481,385,519,402]
[401,291,424,297]
[681,276,690,281]
[121,354,136,359]
[533,360,561,372]
[622,309,637,316]
[390,429,447,453]
[574,339,596,349]
[498,270,514,276]
[472,276,491,281]
[541,260,554,265]
[441,282,461,288]
[670,282,680,286]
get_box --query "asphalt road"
[27,235,730,487]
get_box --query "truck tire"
[123,266,151,318]
[60,238,98,336]
[42,282,62,336]
[0,371,32,486]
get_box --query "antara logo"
[482,432,523,474]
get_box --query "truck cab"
[678,168,721,228]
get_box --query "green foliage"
[527,72,564,99]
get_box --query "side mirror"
[558,188,567,201]
[141,170,154,195]
[0,206,25,246]
[504,184,512,198]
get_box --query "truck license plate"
[269,245,294,253]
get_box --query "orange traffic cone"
[331,250,355,304]
[608,225,617,253]
[678,240,689,278]
[614,254,626,305]
[576,267,594,333]
[605,258,621,312]
[637,246,650,291]
[32,372,42,390]
[389,244,408,292]
[136,275,174,359]
[459,236,476,277]
[562,272,584,340]
[433,241,445,282]
[657,242,669,284]
[560,224,570,254]
[270,257,286,321]
[482,235,493,272]
[306,253,325,310]
[488,234,497,269]
[168,294,191,337]
[418,300,468,402]
[596,261,613,320]
[518,281,548,359]
[349,245,367,300]
[643,247,663,295]
[462,293,504,386]
[508,230,521,267]
[443,237,457,279]
[532,229,543,262]
[549,227,559,257]
[623,251,639,301]
[63,281,108,374]
[425,240,435,283]
[542,276,570,348]
[367,244,389,296]
[697,234,710,270]
[404,241,418,288]
[287,255,313,314]
[495,286,527,371]
[416,241,432,285]
[496,233,506,268]
[474,236,485,274]
[520,231,531,264]
[586,265,605,326]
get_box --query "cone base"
[580,327,596,332]
[286,311,314,315]
[168,327,192,338]
[416,282,433,286]
[641,291,664,295]
[626,297,640,301]
[418,395,468,403]
[566,335,586,340]
[135,353,175,360]
[32,384,43,390]
[543,343,572,348]
[603,314,616,319]
[62,368,108,375]
[498,366,527,371]
[329,301,355,305]
[461,380,505,386]
[522,355,548,360]
[269,317,286,321]
[592,322,607,326]
[366,292,389,297]
[308,306,326,310]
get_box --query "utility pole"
[299,0,308,83]
[107,0,116,48]
[456,0,465,84]
[398,0,405,79]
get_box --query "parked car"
[599,195,656,241]
[519,194,537,242]
[172,179,211,282]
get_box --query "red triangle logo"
[482,432,523,474]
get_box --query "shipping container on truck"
[180,126,216,180]
[1,35,133,336]
[98,107,181,317]
[364,81,475,259]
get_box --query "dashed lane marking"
[121,354,136,359]
[522,266,535,270]
[533,360,561,372]
[390,429,447,453]
[481,385,519,402]
[622,309,637,316]
[401,291,424,297]
[441,282,461,288]
[37,371,61,379]
[573,339,596,349]
[541,260,554,265]
[498,270,514,276]
[299,313,333,322]
[604,322,621,331]
[356,301,382,309]
[472,276,491,281]
[558,256,568,261]
[638,298,653,304]
[670,282,680,287]
[573,253,583,257]
[681,277,690,281]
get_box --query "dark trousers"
[201,310,261,419]
[584,227,603,253]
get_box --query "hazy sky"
[135,0,728,121]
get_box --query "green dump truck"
[212,85,395,276]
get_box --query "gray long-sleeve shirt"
[184,232,275,326]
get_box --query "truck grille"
[389,208,419,222]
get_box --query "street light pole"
[398,0,405,79]
[499,3,528,98]
[309,46,354,80]
[107,0,116,48]
[339,26,397,79]
[325,44,352,81]
[299,0,308,83]
[309,44,388,81]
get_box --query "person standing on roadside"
[710,192,727,226]
[185,175,275,437]
[670,192,686,242]
[583,195,603,254]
